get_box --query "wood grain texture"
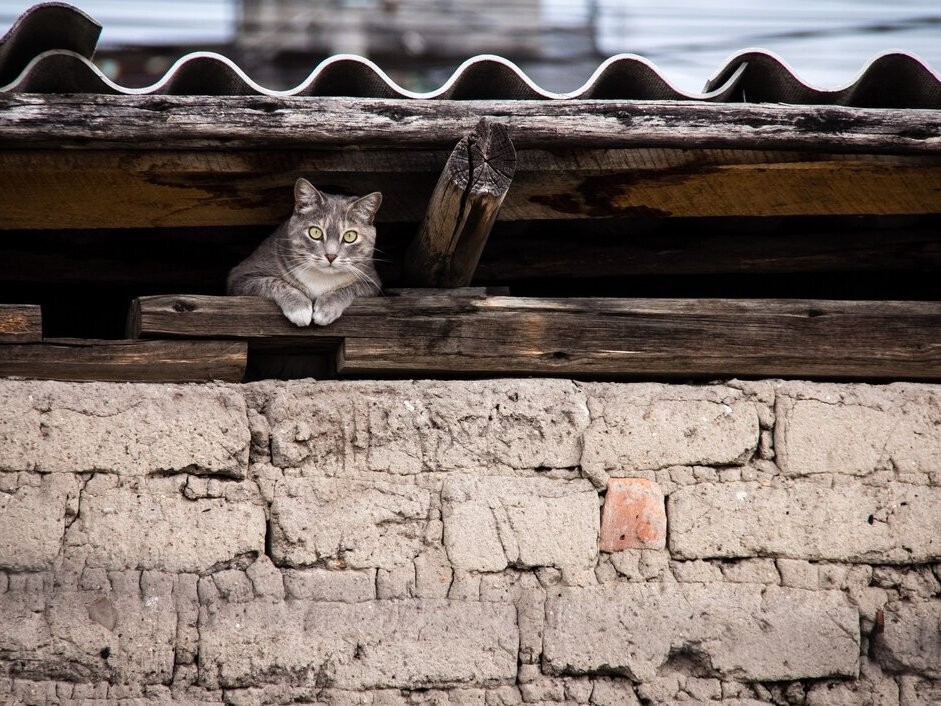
[130,295,941,380]
[404,118,516,286]
[0,338,247,382]
[0,148,937,229]
[0,304,41,342]
[0,96,938,153]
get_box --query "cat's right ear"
[294,178,324,215]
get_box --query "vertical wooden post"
[403,118,516,287]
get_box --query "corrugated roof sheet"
[1,2,940,107]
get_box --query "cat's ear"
[294,178,325,214]
[349,192,382,224]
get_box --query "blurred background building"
[1,0,938,92]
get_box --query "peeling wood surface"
[404,119,516,286]
[0,338,247,382]
[130,295,941,380]
[0,148,937,229]
[0,304,41,342]
[0,96,938,154]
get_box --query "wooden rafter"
[0,148,937,229]
[1,96,938,153]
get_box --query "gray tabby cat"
[227,178,382,326]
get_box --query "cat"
[227,178,382,326]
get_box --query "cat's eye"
[307,226,323,240]
[342,230,359,244]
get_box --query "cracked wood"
[0,95,938,153]
[404,118,516,287]
[0,148,937,228]
[129,294,941,380]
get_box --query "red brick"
[600,478,666,552]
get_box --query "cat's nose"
[325,254,337,264]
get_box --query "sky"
[1,0,938,92]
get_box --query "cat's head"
[287,177,382,274]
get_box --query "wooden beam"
[128,295,339,347]
[507,156,941,220]
[0,148,937,229]
[0,96,937,154]
[0,304,41,342]
[404,118,516,286]
[0,338,247,382]
[130,295,941,380]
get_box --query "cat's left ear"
[294,178,325,215]
[349,192,382,224]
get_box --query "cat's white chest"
[297,268,355,299]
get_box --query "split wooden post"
[403,117,516,287]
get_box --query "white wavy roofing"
[2,2,939,107]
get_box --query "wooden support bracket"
[403,118,516,287]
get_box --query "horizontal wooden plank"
[508,158,941,219]
[130,295,941,380]
[0,304,41,342]
[0,148,937,228]
[0,338,247,382]
[0,96,938,154]
[128,296,340,347]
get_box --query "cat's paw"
[281,301,313,327]
[312,297,346,326]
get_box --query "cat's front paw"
[312,297,347,326]
[281,300,313,327]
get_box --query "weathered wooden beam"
[506,156,941,220]
[0,338,247,382]
[0,304,41,342]
[404,119,516,286]
[130,295,941,380]
[0,96,937,154]
[1,148,938,229]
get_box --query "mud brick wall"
[1,379,940,706]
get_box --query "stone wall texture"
[1,378,940,705]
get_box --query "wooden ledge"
[0,338,246,382]
[130,294,941,380]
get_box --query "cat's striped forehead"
[295,183,381,235]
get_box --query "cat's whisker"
[343,263,381,291]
